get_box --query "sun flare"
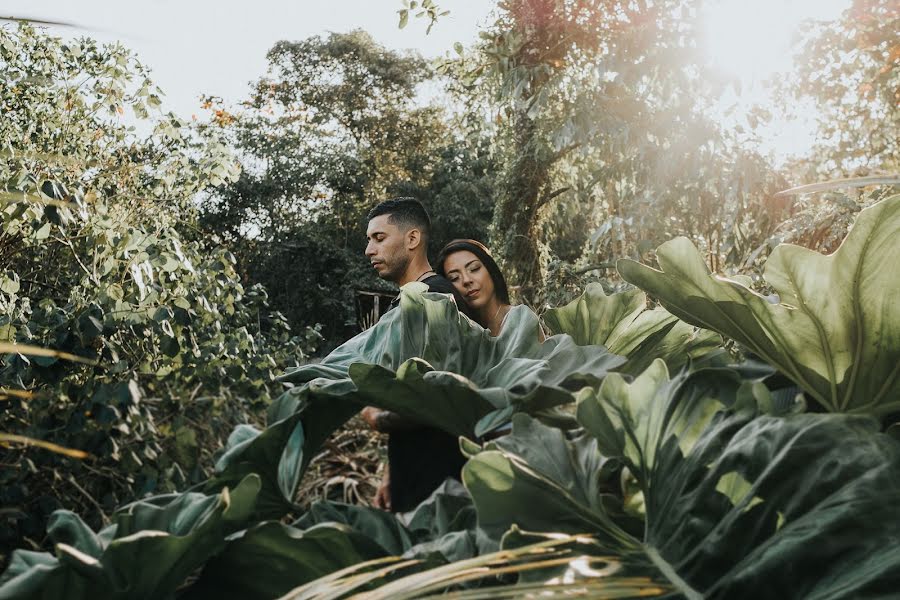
[700,0,852,160]
[701,0,850,81]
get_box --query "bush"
[0,24,319,561]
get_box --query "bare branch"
[537,186,572,209]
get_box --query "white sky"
[5,0,850,162]
[4,0,497,119]
[700,0,850,161]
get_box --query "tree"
[200,31,498,346]
[788,0,899,177]
[0,23,317,560]
[764,0,900,257]
[445,0,785,298]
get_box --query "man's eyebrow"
[367,230,386,239]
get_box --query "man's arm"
[373,463,391,510]
[360,407,419,432]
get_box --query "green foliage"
[182,521,392,599]
[5,201,900,596]
[786,0,899,177]
[0,23,318,560]
[435,0,787,295]
[463,415,632,549]
[290,358,900,598]
[574,361,900,598]
[397,0,449,35]
[4,4,900,598]
[0,474,261,599]
[206,283,624,517]
[543,283,722,374]
[618,194,900,417]
[199,30,498,346]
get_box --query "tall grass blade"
[0,433,89,459]
[0,342,98,365]
[774,174,900,197]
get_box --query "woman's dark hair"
[436,239,510,305]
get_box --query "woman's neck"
[479,298,509,336]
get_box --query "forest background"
[1,0,897,562]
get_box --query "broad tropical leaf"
[233,486,477,599]
[335,361,900,598]
[206,283,624,515]
[181,522,390,599]
[575,360,900,598]
[0,475,261,599]
[617,194,900,416]
[293,481,476,559]
[543,284,720,374]
[462,414,636,550]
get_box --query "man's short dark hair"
[367,197,431,241]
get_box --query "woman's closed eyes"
[447,263,481,283]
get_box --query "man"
[361,197,473,513]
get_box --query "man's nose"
[365,242,375,257]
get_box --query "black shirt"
[387,274,473,512]
[387,274,476,319]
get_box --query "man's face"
[365,214,410,283]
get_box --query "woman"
[436,239,513,336]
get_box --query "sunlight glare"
[700,0,851,161]
[704,1,788,80]
[702,0,850,82]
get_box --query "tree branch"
[574,262,617,274]
[536,186,572,210]
[551,142,580,162]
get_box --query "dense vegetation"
[1,0,898,597]
[0,24,320,559]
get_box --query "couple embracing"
[360,197,534,514]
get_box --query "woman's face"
[442,250,496,311]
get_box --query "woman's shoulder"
[499,304,546,340]
[422,274,477,319]
[503,304,539,319]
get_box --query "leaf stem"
[644,544,703,600]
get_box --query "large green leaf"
[181,522,390,599]
[345,285,623,438]
[543,284,721,375]
[327,361,900,597]
[294,482,477,559]
[294,482,475,559]
[617,194,900,416]
[188,485,477,599]
[576,361,765,491]
[462,414,636,550]
[575,360,900,598]
[350,327,624,438]
[207,283,624,513]
[0,475,261,599]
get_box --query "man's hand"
[360,406,417,433]
[373,466,391,511]
[361,406,382,430]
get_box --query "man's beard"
[379,252,410,283]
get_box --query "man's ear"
[406,228,422,251]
